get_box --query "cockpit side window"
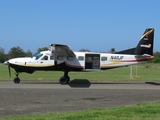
[41,56,48,60]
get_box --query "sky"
[0,0,160,53]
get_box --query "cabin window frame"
[67,56,74,61]
[57,56,64,60]
[50,55,54,60]
[101,57,107,61]
[78,56,84,61]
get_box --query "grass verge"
[1,102,160,120]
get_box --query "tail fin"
[135,28,154,55]
[115,28,154,55]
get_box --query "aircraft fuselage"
[7,51,153,73]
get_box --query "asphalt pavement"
[0,81,160,118]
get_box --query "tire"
[67,76,70,82]
[14,77,20,84]
[59,76,70,85]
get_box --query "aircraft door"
[85,54,100,69]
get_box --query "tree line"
[0,46,48,63]
[0,46,160,63]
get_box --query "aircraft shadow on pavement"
[145,82,160,86]
[68,79,91,88]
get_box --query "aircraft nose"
[3,61,9,65]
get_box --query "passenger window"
[41,56,48,60]
[93,57,100,60]
[50,55,54,60]
[57,56,64,60]
[67,56,74,61]
[101,57,107,61]
[78,56,84,61]
[86,57,92,62]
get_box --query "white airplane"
[4,28,154,84]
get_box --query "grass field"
[1,102,160,120]
[0,63,160,82]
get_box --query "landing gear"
[14,77,20,83]
[14,72,20,84]
[59,71,70,85]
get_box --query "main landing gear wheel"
[59,76,70,85]
[59,71,70,85]
[14,77,20,84]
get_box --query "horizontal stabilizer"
[116,48,136,55]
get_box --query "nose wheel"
[14,72,20,84]
[14,77,20,83]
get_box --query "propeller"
[7,62,11,78]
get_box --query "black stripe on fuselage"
[9,62,83,73]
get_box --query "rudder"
[135,28,154,55]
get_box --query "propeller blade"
[8,62,11,78]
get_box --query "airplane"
[4,28,154,85]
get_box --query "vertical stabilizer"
[135,28,154,55]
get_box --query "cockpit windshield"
[32,53,43,60]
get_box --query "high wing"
[49,44,75,57]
